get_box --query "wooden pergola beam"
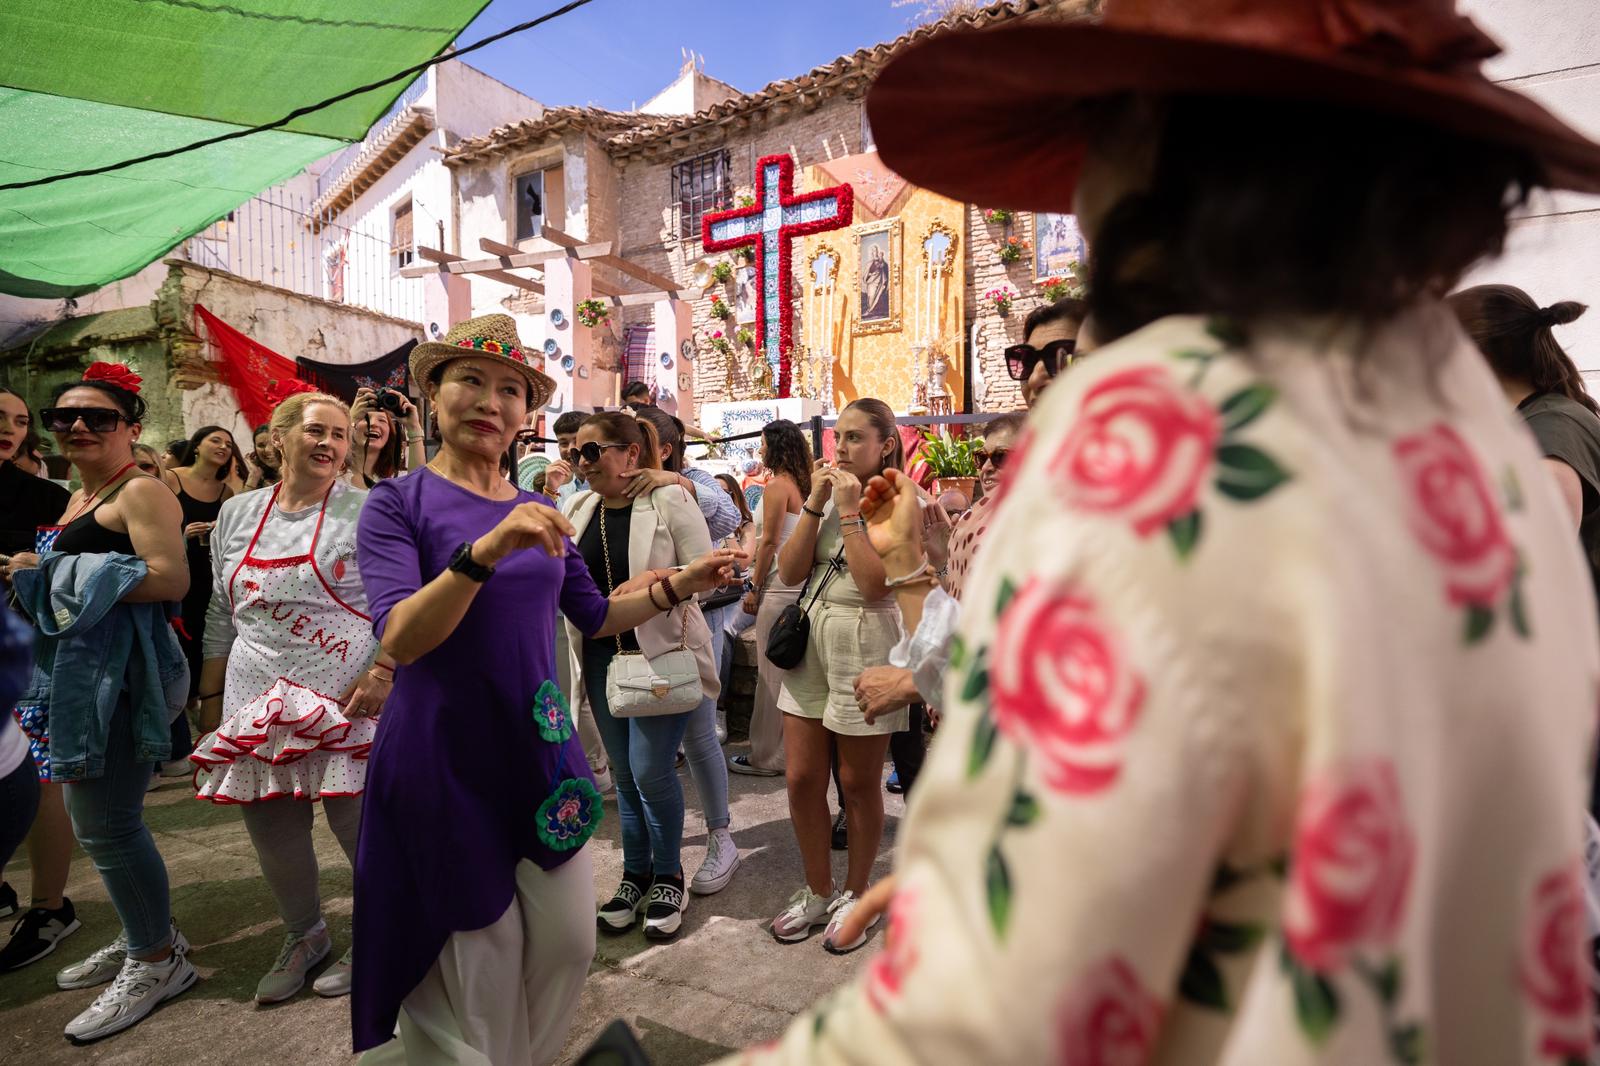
[535,226,687,295]
[401,243,613,279]
[399,246,543,293]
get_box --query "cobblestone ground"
[0,741,901,1066]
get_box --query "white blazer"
[562,485,720,703]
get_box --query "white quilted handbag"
[597,502,701,718]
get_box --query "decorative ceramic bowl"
[544,338,559,356]
[550,309,567,328]
[561,354,575,373]
[660,352,673,368]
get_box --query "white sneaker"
[57,923,189,991]
[63,950,198,1043]
[770,886,837,943]
[254,925,331,1004]
[690,828,741,896]
[592,767,615,795]
[158,759,191,778]
[821,891,880,955]
[312,946,353,998]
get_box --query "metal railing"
[183,187,424,323]
[315,72,434,201]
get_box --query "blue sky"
[455,0,916,110]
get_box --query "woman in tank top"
[1,363,196,1043]
[730,419,814,777]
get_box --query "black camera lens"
[377,389,406,414]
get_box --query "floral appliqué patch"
[532,680,573,743]
[536,777,603,851]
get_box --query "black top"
[577,502,639,655]
[1519,391,1600,600]
[53,503,137,556]
[0,461,70,555]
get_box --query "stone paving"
[0,741,900,1066]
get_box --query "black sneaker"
[830,810,848,851]
[643,876,686,941]
[0,882,17,920]
[597,872,650,934]
[0,898,81,972]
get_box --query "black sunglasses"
[974,447,1012,470]
[41,406,129,433]
[1004,339,1077,382]
[575,442,630,464]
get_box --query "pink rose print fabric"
[1519,863,1594,1062]
[990,578,1146,797]
[1393,423,1527,643]
[1283,759,1415,972]
[1057,956,1164,1066]
[865,888,919,1015]
[1052,366,1222,537]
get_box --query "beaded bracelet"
[648,580,670,611]
[802,504,825,518]
[662,573,683,607]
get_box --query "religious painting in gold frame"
[852,218,902,336]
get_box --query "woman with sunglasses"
[352,315,741,1064]
[1004,296,1087,408]
[564,410,727,939]
[1,363,195,1042]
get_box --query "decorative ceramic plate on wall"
[550,309,567,328]
[544,338,559,356]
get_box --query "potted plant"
[574,298,610,328]
[737,246,756,263]
[709,294,732,319]
[1040,260,1088,302]
[735,193,757,209]
[982,208,1013,225]
[917,427,983,500]
[709,330,732,355]
[985,286,1017,315]
[997,235,1029,264]
[711,261,734,283]
[736,326,755,348]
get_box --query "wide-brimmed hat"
[409,313,556,410]
[866,0,1600,212]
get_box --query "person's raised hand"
[624,468,681,499]
[677,546,749,595]
[922,497,955,570]
[861,469,926,576]
[544,459,574,494]
[474,502,575,564]
[830,468,864,514]
[806,460,834,509]
[349,387,377,425]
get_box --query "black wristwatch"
[448,541,495,582]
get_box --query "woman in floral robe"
[721,4,1600,1064]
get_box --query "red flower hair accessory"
[82,361,142,394]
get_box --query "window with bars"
[391,198,414,271]
[671,149,731,241]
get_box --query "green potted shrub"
[917,427,983,500]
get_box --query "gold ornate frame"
[807,243,842,293]
[852,217,902,336]
[919,220,959,276]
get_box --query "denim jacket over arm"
[13,551,189,781]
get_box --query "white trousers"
[361,848,596,1066]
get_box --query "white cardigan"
[562,485,720,703]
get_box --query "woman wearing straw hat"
[719,2,1600,1064]
[352,314,742,1065]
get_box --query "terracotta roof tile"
[445,107,660,166]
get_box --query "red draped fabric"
[194,304,306,428]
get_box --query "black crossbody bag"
[764,545,846,669]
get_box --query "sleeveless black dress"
[176,483,225,703]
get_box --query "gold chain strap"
[596,500,687,654]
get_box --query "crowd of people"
[5,1,1600,1062]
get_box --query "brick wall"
[965,206,1059,415]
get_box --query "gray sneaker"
[57,923,190,991]
[311,946,353,998]
[254,926,330,1005]
[63,951,198,1043]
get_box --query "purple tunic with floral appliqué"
[351,468,609,1052]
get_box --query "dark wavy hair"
[183,424,247,482]
[631,404,686,472]
[760,419,813,497]
[1082,94,1539,345]
[50,377,147,423]
[1449,284,1594,417]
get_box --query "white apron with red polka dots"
[191,485,378,803]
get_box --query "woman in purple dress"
[352,315,742,1064]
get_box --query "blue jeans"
[680,607,732,833]
[583,644,692,878]
[62,702,172,956]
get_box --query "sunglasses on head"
[973,447,1011,470]
[41,406,129,433]
[1004,339,1077,382]
[573,442,630,464]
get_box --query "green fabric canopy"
[0,1,492,298]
